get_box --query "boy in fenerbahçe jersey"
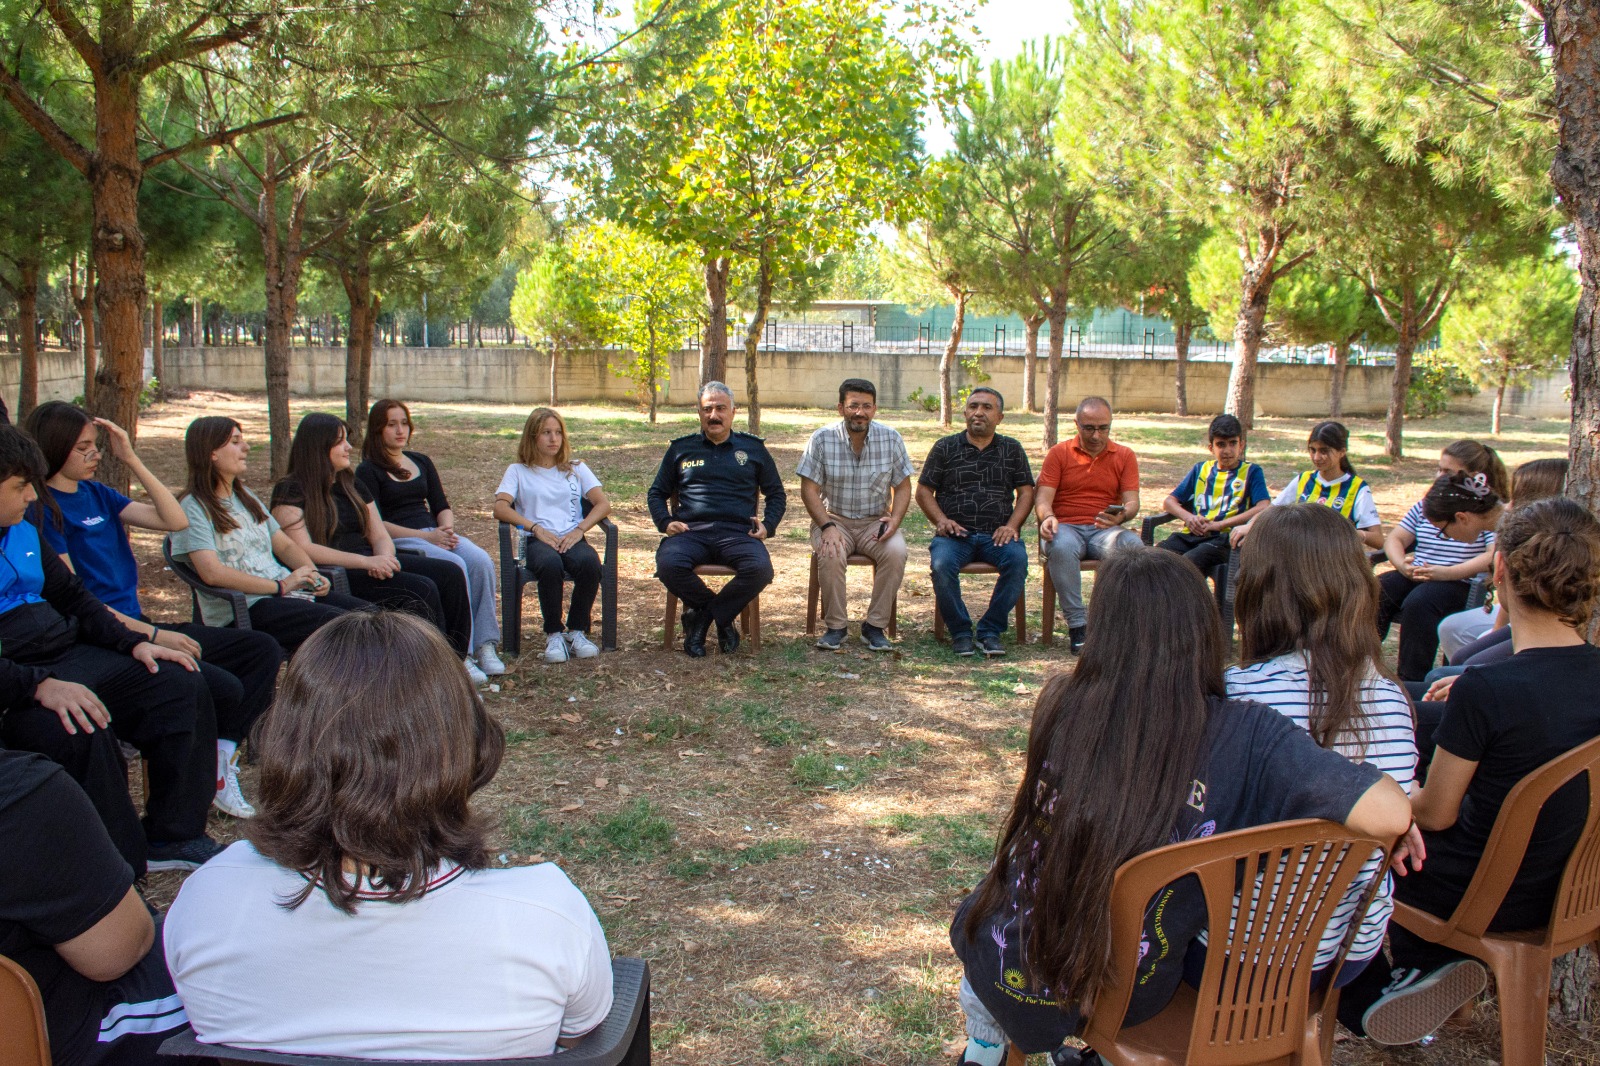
[1157,414,1270,572]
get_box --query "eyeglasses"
[1076,422,1111,434]
[843,403,875,414]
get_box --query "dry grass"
[126,390,1591,1064]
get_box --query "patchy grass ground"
[125,391,1587,1065]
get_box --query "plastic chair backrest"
[1085,819,1388,1065]
[1441,732,1600,946]
[0,953,51,1066]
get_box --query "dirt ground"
[118,390,1590,1065]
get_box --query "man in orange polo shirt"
[1035,396,1141,652]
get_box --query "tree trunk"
[1174,320,1191,416]
[1493,381,1507,436]
[86,72,148,494]
[8,262,41,419]
[939,289,968,428]
[1385,291,1421,459]
[71,258,96,404]
[1330,339,1352,419]
[150,296,165,399]
[1022,314,1043,413]
[1552,947,1599,1026]
[740,253,774,435]
[1552,0,1600,540]
[340,261,376,445]
[1043,305,1068,449]
[549,345,559,405]
[258,163,310,482]
[701,256,730,385]
[1226,263,1274,434]
[646,321,659,424]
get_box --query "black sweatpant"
[1156,529,1230,573]
[1376,571,1471,682]
[346,554,472,655]
[246,591,369,655]
[168,623,283,743]
[2,646,217,870]
[524,537,602,634]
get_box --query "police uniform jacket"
[647,431,787,536]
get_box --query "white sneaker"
[565,631,600,659]
[477,642,507,676]
[214,755,255,819]
[464,656,490,685]
[543,632,570,663]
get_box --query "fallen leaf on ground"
[594,777,609,788]
[559,801,585,812]
[560,713,582,723]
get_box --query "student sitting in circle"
[165,610,614,1058]
[1234,420,1383,550]
[24,401,284,819]
[948,549,1409,1066]
[1228,504,1418,982]
[492,407,611,663]
[1378,468,1504,681]
[1156,413,1270,572]
[170,416,367,654]
[271,413,476,679]
[357,399,504,680]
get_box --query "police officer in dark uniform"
[648,381,786,656]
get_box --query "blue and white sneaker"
[1362,960,1488,1045]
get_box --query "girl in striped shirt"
[1227,503,1418,984]
[1378,445,1507,681]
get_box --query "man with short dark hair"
[1036,396,1141,653]
[647,383,786,657]
[916,388,1035,658]
[797,379,913,651]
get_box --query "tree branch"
[39,0,99,72]
[142,110,303,168]
[0,66,91,173]
[136,17,264,78]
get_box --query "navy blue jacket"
[647,431,787,536]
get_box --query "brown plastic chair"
[1004,819,1392,1066]
[661,566,761,652]
[1391,733,1600,1066]
[805,553,898,639]
[931,562,1026,644]
[0,953,51,1066]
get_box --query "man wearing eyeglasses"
[1036,396,1142,653]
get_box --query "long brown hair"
[248,610,505,914]
[182,416,267,535]
[1495,497,1600,628]
[1442,439,1509,500]
[362,399,413,479]
[21,400,92,531]
[284,412,370,546]
[1234,504,1394,751]
[964,549,1221,1008]
[516,407,572,471]
[1511,458,1568,507]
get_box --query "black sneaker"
[717,621,741,654]
[977,635,1006,657]
[1050,1047,1109,1066]
[860,624,893,652]
[1069,626,1087,654]
[816,628,847,651]
[1362,960,1488,1046]
[952,634,976,657]
[147,835,224,872]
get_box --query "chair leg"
[1003,1046,1027,1066]
[662,593,679,651]
[806,555,819,635]
[1489,948,1553,1066]
[933,599,946,642]
[1015,587,1027,644]
[1041,567,1054,646]
[889,597,898,640]
[748,595,761,652]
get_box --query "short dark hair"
[968,386,1004,410]
[1207,414,1243,441]
[0,425,46,483]
[839,379,876,403]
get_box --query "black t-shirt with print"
[952,697,1382,1050]
[918,432,1034,533]
[271,476,375,555]
[0,750,134,1062]
[355,452,451,532]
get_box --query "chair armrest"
[1140,513,1175,546]
[1464,574,1488,611]
[317,566,351,598]
[163,535,252,629]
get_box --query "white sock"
[217,739,238,782]
[962,1037,1005,1066]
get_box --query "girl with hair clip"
[1233,420,1384,550]
[23,401,284,818]
[491,407,611,664]
[1339,497,1600,1047]
[949,550,1410,1066]
[1227,504,1418,985]
[356,399,503,678]
[169,416,369,654]
[271,412,480,682]
[1377,465,1505,681]
[165,610,614,1058]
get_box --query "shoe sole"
[860,635,893,651]
[1364,960,1488,1046]
[954,648,976,657]
[147,859,206,872]
[981,648,1006,657]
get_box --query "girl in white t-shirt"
[1234,421,1383,551]
[1228,502,1418,983]
[165,610,613,1059]
[491,408,612,664]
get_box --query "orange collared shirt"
[1037,437,1140,525]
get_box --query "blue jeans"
[929,533,1028,640]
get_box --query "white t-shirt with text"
[495,462,602,536]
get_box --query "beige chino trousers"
[810,514,907,631]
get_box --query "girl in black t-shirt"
[270,414,474,673]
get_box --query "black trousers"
[167,623,283,743]
[1156,529,1230,573]
[347,555,472,656]
[1377,572,1471,681]
[655,523,774,628]
[2,646,217,873]
[246,591,368,655]
[523,537,602,634]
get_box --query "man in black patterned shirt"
[914,389,1034,658]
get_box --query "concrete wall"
[9,343,1571,420]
